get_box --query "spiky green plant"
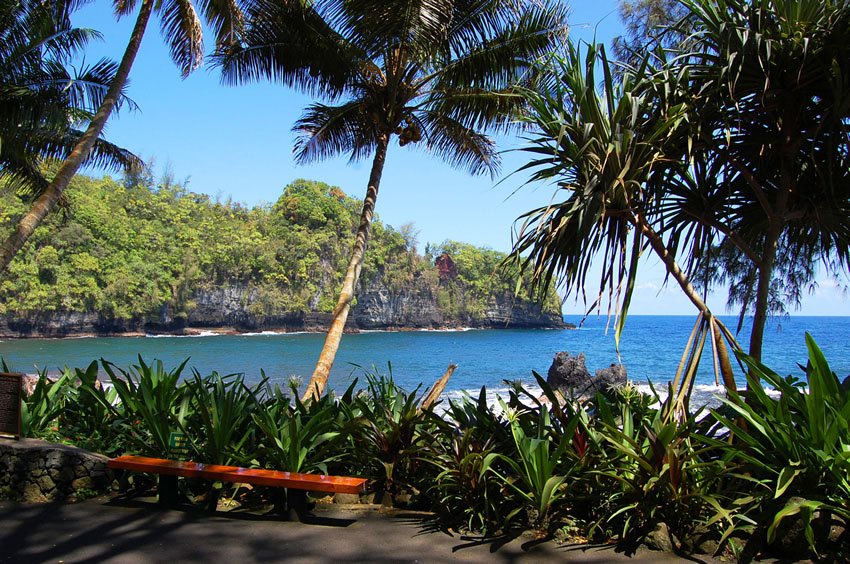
[252,379,354,475]
[184,371,259,466]
[20,367,73,438]
[709,333,850,557]
[99,357,192,457]
[481,397,577,530]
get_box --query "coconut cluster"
[396,116,422,147]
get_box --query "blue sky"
[70,1,849,316]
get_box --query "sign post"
[0,373,23,439]
[168,431,190,458]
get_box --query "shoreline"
[0,321,575,341]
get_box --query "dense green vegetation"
[217,0,566,398]
[9,335,848,560]
[0,174,559,324]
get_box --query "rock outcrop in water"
[0,177,570,338]
[0,275,569,337]
[547,351,627,398]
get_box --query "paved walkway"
[0,498,719,563]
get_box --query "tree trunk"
[302,134,390,402]
[748,232,779,362]
[636,218,739,395]
[419,364,457,412]
[0,0,154,273]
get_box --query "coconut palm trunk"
[0,0,155,273]
[302,134,389,401]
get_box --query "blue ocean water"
[1,315,847,406]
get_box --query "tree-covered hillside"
[0,175,561,331]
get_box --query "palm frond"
[416,110,497,176]
[195,0,244,47]
[3,126,141,199]
[158,0,205,77]
[213,0,353,95]
[323,0,454,59]
[293,100,378,164]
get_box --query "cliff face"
[353,278,565,329]
[0,276,567,338]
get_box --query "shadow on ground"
[0,499,717,563]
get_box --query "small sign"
[0,373,23,439]
[168,431,190,458]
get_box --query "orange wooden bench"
[108,455,367,520]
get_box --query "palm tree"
[218,0,567,401]
[0,0,138,197]
[0,0,244,272]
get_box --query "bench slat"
[108,455,367,494]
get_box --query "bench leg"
[286,488,308,521]
[158,475,178,507]
[287,489,309,521]
[269,489,314,521]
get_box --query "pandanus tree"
[510,42,739,416]
[218,0,567,401]
[0,0,138,198]
[612,0,850,362]
[512,0,850,412]
[0,0,244,272]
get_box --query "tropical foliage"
[9,334,847,560]
[0,174,560,323]
[217,0,567,399]
[0,0,247,272]
[509,0,850,411]
[0,0,138,195]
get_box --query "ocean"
[1,315,847,408]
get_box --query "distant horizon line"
[562,313,849,318]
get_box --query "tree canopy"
[0,0,137,196]
[512,0,850,367]
[0,174,559,323]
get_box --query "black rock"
[547,351,590,391]
[594,363,628,391]
[546,352,627,398]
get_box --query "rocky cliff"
[0,276,568,338]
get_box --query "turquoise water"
[1,315,847,405]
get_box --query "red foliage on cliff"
[435,253,457,280]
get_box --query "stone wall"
[0,438,113,502]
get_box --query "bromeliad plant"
[184,371,259,466]
[424,387,512,533]
[345,370,435,505]
[709,333,850,556]
[20,367,74,439]
[252,380,353,475]
[100,357,192,457]
[62,361,123,454]
[481,397,577,530]
[591,385,726,546]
